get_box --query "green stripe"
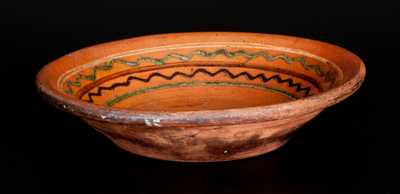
[105,81,298,107]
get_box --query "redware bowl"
[36,32,366,162]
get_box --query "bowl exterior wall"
[84,110,321,162]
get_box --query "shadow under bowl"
[36,32,366,162]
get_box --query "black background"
[1,1,397,193]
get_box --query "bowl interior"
[58,44,343,112]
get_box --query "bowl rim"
[36,32,366,126]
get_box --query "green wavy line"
[64,49,334,94]
[113,49,328,74]
[64,61,112,94]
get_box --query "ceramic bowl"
[36,32,366,162]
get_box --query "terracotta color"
[36,32,366,162]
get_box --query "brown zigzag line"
[83,68,312,103]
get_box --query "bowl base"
[113,136,289,162]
